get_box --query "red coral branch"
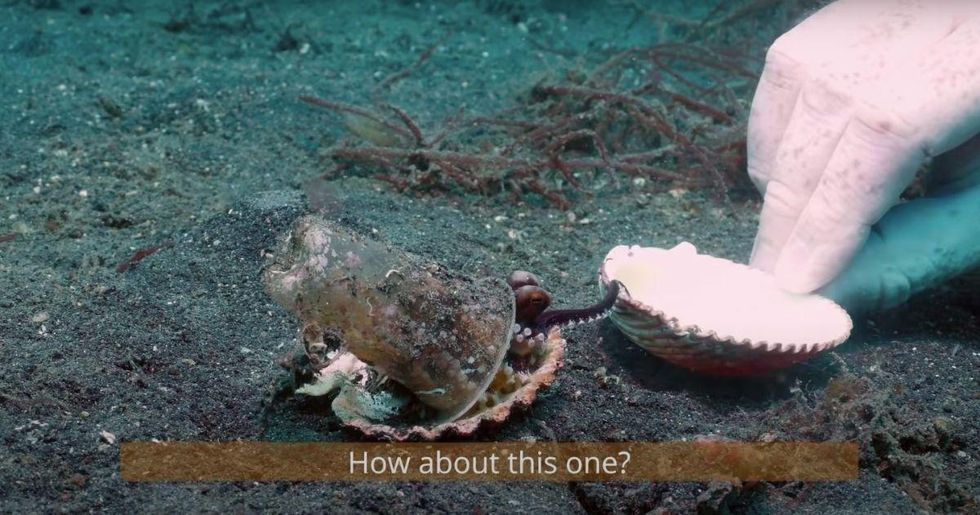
[373,34,450,95]
[301,37,754,208]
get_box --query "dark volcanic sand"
[1,1,977,513]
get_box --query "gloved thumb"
[820,184,980,315]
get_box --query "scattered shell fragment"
[599,242,852,375]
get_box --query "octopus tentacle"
[509,269,622,343]
[531,280,621,333]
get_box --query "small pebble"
[99,430,116,445]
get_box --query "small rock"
[593,366,620,388]
[99,430,116,445]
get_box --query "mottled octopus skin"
[509,270,622,335]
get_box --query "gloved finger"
[773,14,980,294]
[748,0,978,178]
[820,183,980,315]
[749,79,852,273]
[773,106,923,293]
[746,0,970,273]
[746,48,805,194]
[744,0,868,196]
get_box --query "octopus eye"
[507,270,541,290]
[514,285,551,326]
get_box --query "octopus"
[264,214,622,440]
[508,270,622,359]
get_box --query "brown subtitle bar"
[120,442,857,482]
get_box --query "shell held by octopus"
[263,215,565,439]
[598,242,852,375]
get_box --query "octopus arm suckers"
[531,280,621,333]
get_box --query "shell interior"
[603,243,852,349]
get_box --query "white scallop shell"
[599,242,852,375]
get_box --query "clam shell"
[265,215,514,421]
[599,243,852,375]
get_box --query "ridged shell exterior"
[599,244,852,375]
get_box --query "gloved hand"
[746,0,980,314]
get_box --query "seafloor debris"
[115,240,175,273]
[301,40,754,209]
[599,242,852,375]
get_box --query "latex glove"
[746,0,980,314]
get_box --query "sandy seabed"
[1,0,977,513]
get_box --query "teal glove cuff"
[821,184,980,315]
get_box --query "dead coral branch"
[302,42,754,209]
